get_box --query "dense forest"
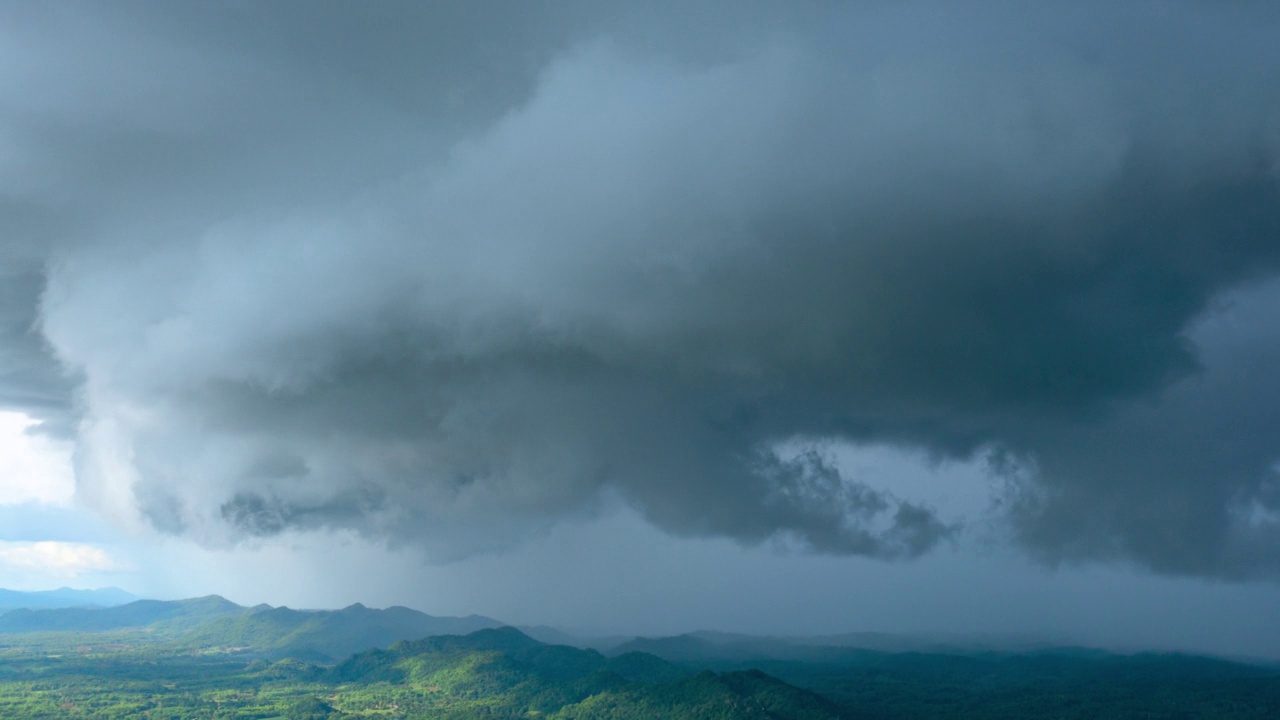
[0,596,1277,718]
[0,624,837,719]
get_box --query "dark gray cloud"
[3,2,1280,576]
[0,265,74,426]
[1001,280,1280,578]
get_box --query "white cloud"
[0,541,119,575]
[0,411,76,507]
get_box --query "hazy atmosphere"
[3,1,1280,659]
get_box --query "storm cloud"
[3,2,1280,576]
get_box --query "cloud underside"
[2,2,1280,576]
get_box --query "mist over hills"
[0,594,241,634]
[608,629,1070,665]
[182,602,503,662]
[0,587,137,612]
[0,590,1065,663]
[0,589,1273,665]
[0,592,1277,717]
[0,593,847,718]
[0,591,503,662]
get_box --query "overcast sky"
[2,0,1280,659]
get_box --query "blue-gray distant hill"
[603,631,1280,718]
[0,587,137,612]
[0,595,243,633]
[607,629,1080,663]
[179,602,502,661]
[0,595,503,661]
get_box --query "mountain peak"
[464,625,543,651]
[182,595,241,609]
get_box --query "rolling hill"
[0,595,504,662]
[179,602,503,661]
[0,595,1276,718]
[612,633,1280,719]
[326,626,846,719]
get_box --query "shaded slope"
[686,648,1280,719]
[331,626,844,719]
[557,669,846,720]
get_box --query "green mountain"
[326,626,845,719]
[559,669,848,720]
[0,602,1276,719]
[625,640,1280,719]
[179,602,503,661]
[0,595,508,663]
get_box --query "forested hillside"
[624,641,1280,719]
[0,625,842,719]
[0,597,1277,718]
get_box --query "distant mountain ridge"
[0,594,241,633]
[0,593,506,662]
[0,595,1275,718]
[0,587,138,612]
[0,600,843,716]
[606,629,1089,663]
[179,601,504,661]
